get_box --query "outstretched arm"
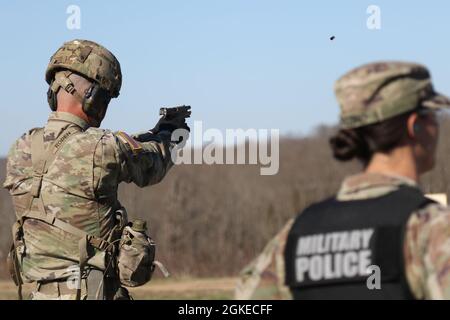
[115,130,175,187]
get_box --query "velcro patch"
[285,226,402,288]
[116,131,143,155]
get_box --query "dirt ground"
[0,277,237,300]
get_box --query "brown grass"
[0,278,236,300]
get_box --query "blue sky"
[1,1,450,155]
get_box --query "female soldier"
[236,62,450,300]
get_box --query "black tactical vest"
[284,186,433,300]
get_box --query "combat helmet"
[46,39,122,98]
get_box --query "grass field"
[0,277,237,300]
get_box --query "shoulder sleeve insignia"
[116,131,143,155]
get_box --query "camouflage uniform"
[3,111,174,299]
[236,173,450,300]
[235,218,294,300]
[3,39,178,300]
[235,62,450,300]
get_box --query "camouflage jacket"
[3,112,174,282]
[235,173,450,300]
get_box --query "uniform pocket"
[9,179,32,211]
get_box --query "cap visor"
[422,91,450,109]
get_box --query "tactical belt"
[9,125,113,300]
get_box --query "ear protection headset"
[47,70,111,119]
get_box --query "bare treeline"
[1,116,450,278]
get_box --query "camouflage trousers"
[30,270,125,300]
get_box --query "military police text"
[295,228,374,282]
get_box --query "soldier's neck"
[56,104,91,126]
[365,147,419,183]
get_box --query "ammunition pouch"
[7,244,23,299]
[7,220,26,299]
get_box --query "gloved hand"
[152,118,190,134]
[150,106,191,134]
[150,106,191,144]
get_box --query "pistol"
[132,105,191,142]
[159,105,191,120]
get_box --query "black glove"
[154,118,190,134]
[150,106,191,135]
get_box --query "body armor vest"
[284,186,433,300]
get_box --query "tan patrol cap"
[335,61,450,128]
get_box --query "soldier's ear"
[407,112,419,140]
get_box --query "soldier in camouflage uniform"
[235,62,450,300]
[3,39,188,300]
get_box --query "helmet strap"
[52,71,84,103]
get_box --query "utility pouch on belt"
[7,221,26,299]
[118,219,169,287]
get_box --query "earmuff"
[82,83,111,118]
[47,82,59,111]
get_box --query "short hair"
[55,71,93,102]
